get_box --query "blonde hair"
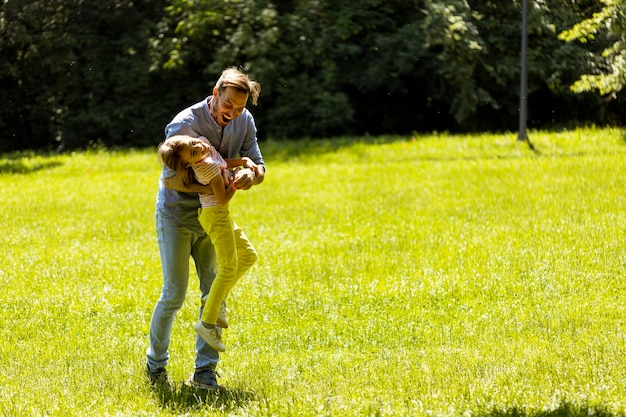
[215,67,261,105]
[157,135,194,186]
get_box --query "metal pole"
[518,0,529,142]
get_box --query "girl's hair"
[157,135,194,186]
[215,67,261,105]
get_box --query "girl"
[157,135,258,352]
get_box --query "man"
[146,67,266,389]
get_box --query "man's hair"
[215,67,261,105]
[157,135,194,186]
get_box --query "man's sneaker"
[194,321,226,352]
[146,364,169,386]
[186,367,222,390]
[217,301,229,329]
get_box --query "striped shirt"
[192,146,228,208]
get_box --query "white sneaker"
[201,296,229,329]
[217,301,229,329]
[194,321,226,352]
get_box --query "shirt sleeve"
[238,111,265,166]
[165,122,199,139]
[192,162,222,186]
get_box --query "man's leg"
[189,230,221,387]
[147,213,194,371]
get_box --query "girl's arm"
[210,171,236,204]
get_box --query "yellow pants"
[198,205,257,325]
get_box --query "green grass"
[1,127,625,416]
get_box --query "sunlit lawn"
[1,127,625,416]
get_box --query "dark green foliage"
[0,0,623,150]
[0,0,170,151]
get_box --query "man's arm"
[235,115,266,189]
[224,157,256,170]
[253,164,265,185]
[163,170,214,194]
[238,111,265,165]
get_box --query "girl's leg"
[233,221,258,281]
[199,206,238,325]
[200,222,257,329]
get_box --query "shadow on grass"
[482,401,621,417]
[261,133,626,165]
[151,382,256,413]
[0,158,63,174]
[261,135,411,163]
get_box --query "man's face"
[211,86,249,127]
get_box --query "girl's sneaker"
[217,302,229,328]
[200,296,229,328]
[194,321,226,352]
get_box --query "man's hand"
[233,165,264,190]
[241,157,257,170]
[233,168,255,190]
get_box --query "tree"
[0,0,78,151]
[153,0,614,138]
[0,0,622,151]
[0,0,170,151]
[559,0,626,97]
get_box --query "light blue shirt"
[156,96,265,232]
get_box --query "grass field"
[0,127,625,416]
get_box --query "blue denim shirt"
[156,96,265,233]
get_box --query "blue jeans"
[147,212,219,371]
